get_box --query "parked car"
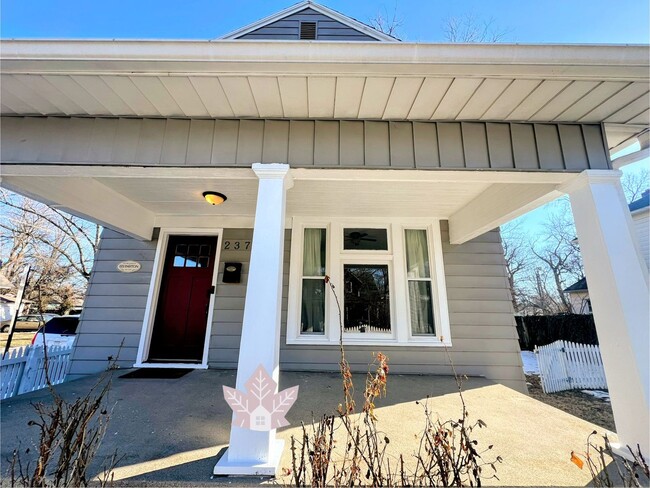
[31,315,80,347]
[0,313,60,332]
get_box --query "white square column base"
[213,439,284,476]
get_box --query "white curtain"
[301,228,325,333]
[405,230,434,335]
[405,230,430,279]
[303,228,324,276]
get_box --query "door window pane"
[343,228,388,251]
[408,281,435,335]
[344,264,390,333]
[301,279,325,333]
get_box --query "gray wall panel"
[3,116,608,173]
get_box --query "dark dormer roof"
[220,1,398,42]
[564,277,588,293]
[629,189,650,213]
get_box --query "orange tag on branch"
[570,451,584,469]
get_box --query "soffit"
[1,41,648,150]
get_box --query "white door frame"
[134,227,223,369]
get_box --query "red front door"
[149,235,218,362]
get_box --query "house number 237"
[223,240,251,251]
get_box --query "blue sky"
[2,0,649,43]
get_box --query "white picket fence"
[1,344,74,400]
[535,340,607,393]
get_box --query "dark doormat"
[120,368,193,379]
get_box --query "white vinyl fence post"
[17,345,44,395]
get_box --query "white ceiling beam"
[448,183,562,245]
[0,176,155,240]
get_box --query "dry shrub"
[6,350,120,487]
[285,276,500,487]
[571,432,649,487]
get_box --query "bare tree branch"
[443,13,511,43]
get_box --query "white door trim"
[134,227,223,369]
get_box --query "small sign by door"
[117,261,141,273]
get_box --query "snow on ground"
[521,351,540,375]
[581,390,610,402]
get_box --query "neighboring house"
[629,189,650,268]
[0,272,17,322]
[0,295,31,322]
[564,189,648,312]
[563,277,592,314]
[1,1,648,474]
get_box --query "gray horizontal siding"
[1,116,610,171]
[70,224,525,392]
[68,228,156,380]
[235,8,380,41]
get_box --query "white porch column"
[214,163,293,475]
[562,170,649,458]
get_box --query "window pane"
[343,228,388,251]
[303,228,326,276]
[344,264,390,333]
[409,281,435,335]
[301,279,325,334]
[405,229,430,278]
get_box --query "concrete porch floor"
[0,369,615,486]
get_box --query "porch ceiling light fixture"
[202,191,227,205]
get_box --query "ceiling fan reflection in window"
[344,231,377,247]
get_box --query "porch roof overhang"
[0,163,575,243]
[1,40,649,157]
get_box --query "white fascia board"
[218,0,396,42]
[2,41,648,81]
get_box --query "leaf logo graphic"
[223,364,299,431]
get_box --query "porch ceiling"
[1,41,648,152]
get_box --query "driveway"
[0,369,615,486]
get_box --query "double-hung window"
[300,228,326,334]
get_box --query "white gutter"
[1,40,648,80]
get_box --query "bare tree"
[0,189,101,313]
[500,222,531,312]
[528,198,584,314]
[368,6,403,38]
[621,167,649,203]
[443,13,511,43]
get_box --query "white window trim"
[134,227,223,369]
[287,217,451,347]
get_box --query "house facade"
[1,1,648,474]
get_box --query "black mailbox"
[223,262,242,283]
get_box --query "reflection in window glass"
[172,242,211,268]
[343,264,390,333]
[301,279,325,333]
[343,228,388,251]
